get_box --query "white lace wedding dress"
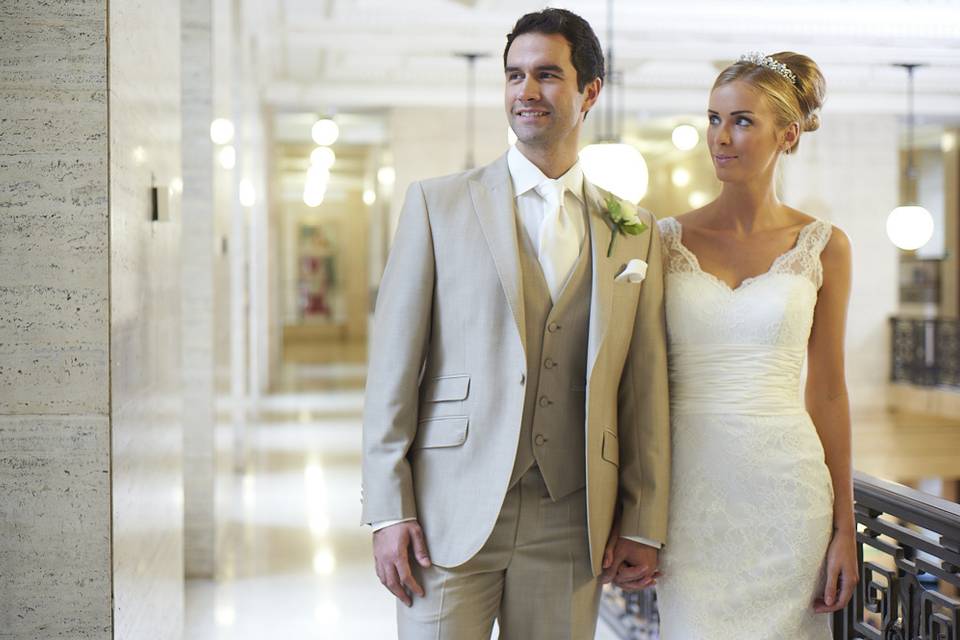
[654,216,835,640]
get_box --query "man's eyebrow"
[504,64,565,74]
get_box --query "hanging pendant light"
[456,52,490,170]
[579,0,648,204]
[886,63,933,251]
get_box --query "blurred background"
[2,0,960,638]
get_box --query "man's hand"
[373,521,432,607]
[599,528,660,592]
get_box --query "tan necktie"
[536,180,580,303]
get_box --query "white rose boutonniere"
[603,196,648,257]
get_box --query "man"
[361,8,670,639]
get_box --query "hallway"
[183,362,392,638]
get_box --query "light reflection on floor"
[185,361,620,639]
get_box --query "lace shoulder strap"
[657,217,696,274]
[777,219,833,288]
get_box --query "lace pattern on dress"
[657,216,833,289]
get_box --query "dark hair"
[503,8,605,92]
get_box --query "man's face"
[504,32,599,153]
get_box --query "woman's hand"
[814,527,859,613]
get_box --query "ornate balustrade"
[600,472,960,639]
[891,316,960,388]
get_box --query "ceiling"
[244,0,960,117]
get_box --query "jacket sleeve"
[360,181,435,525]
[616,212,671,543]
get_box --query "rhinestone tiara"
[737,51,798,85]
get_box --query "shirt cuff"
[370,517,417,532]
[622,535,662,549]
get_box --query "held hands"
[813,527,859,613]
[599,517,662,591]
[373,521,432,607]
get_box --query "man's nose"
[518,77,541,101]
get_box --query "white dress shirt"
[372,147,661,549]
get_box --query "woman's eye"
[737,117,752,126]
[708,115,720,125]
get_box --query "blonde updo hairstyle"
[713,52,825,154]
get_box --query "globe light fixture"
[672,124,699,151]
[377,166,396,188]
[886,63,933,251]
[688,191,710,209]
[210,118,234,145]
[218,145,236,170]
[311,118,339,146]
[363,189,377,206]
[310,146,336,169]
[671,167,691,188]
[580,143,648,204]
[238,179,255,207]
[303,185,324,208]
[887,205,934,251]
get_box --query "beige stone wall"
[0,2,113,637]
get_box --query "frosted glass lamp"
[886,205,934,251]
[579,142,648,204]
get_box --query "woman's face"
[706,79,795,184]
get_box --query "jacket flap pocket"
[422,375,470,402]
[601,429,619,466]
[413,416,469,450]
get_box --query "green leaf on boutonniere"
[604,196,649,257]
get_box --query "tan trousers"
[397,467,600,640]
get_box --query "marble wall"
[181,0,217,579]
[0,2,112,637]
[108,0,185,638]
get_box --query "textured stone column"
[181,0,217,579]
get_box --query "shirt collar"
[507,145,584,203]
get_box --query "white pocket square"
[614,259,648,284]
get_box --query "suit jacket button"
[547,322,561,333]
[544,358,556,369]
[534,434,546,446]
[539,396,551,407]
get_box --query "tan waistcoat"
[509,213,592,500]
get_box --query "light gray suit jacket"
[361,153,670,575]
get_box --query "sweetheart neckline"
[666,217,821,293]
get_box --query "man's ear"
[582,77,602,114]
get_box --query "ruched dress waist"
[669,344,806,416]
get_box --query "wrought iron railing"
[600,472,960,639]
[891,317,960,388]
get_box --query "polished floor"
[185,357,620,639]
[185,344,960,639]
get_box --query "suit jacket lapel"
[585,180,616,382]
[469,154,527,356]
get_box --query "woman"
[619,52,858,638]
